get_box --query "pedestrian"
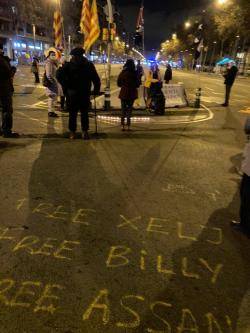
[45,51,58,118]
[145,63,162,108]
[0,43,19,138]
[231,141,250,236]
[164,63,172,84]
[31,56,40,83]
[134,60,144,107]
[136,60,144,85]
[222,61,238,107]
[57,47,100,140]
[117,59,140,131]
[57,54,67,112]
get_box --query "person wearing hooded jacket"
[117,59,140,131]
[45,50,59,118]
[57,47,100,140]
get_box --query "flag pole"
[142,0,145,57]
[104,0,113,111]
[58,0,66,53]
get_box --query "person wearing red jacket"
[117,59,140,131]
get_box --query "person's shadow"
[140,187,250,332]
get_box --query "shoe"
[48,112,58,118]
[83,131,90,140]
[222,103,229,107]
[69,132,76,140]
[231,220,250,237]
[2,132,20,138]
[231,221,245,232]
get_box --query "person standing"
[0,44,19,138]
[57,47,100,140]
[222,61,238,107]
[135,60,144,107]
[231,141,250,236]
[136,60,144,85]
[31,57,40,83]
[145,63,162,108]
[164,63,172,84]
[117,59,140,131]
[45,51,58,118]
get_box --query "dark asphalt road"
[0,67,250,333]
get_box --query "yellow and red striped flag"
[80,0,91,51]
[53,8,63,49]
[87,0,100,52]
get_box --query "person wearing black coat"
[31,57,40,83]
[164,63,172,84]
[117,59,140,131]
[0,44,19,138]
[57,47,101,140]
[222,61,238,107]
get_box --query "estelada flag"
[80,0,91,51]
[87,0,100,52]
[53,9,63,49]
[136,2,144,32]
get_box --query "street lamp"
[210,41,217,68]
[172,33,177,40]
[233,35,240,58]
[185,21,191,29]
[217,0,228,4]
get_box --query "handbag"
[42,72,51,88]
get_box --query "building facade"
[0,0,53,62]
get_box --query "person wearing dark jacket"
[57,47,101,140]
[0,44,19,138]
[164,63,172,84]
[117,59,140,131]
[31,57,40,83]
[222,61,238,107]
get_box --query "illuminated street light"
[115,36,119,41]
[185,21,191,29]
[172,33,177,40]
[217,0,228,5]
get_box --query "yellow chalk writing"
[10,281,41,308]
[106,246,131,268]
[34,284,64,314]
[82,289,110,325]
[118,215,141,230]
[116,295,145,328]
[147,218,169,235]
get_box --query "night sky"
[117,0,207,50]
